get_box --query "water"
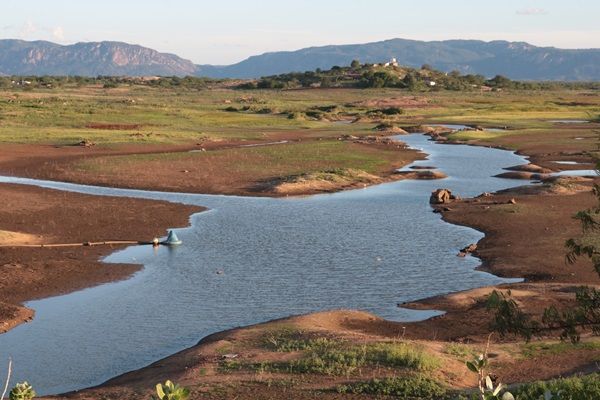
[549,119,589,124]
[553,169,597,177]
[0,133,528,395]
[428,123,469,130]
[553,161,584,165]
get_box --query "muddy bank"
[0,183,203,333]
[399,179,600,341]
[0,137,424,197]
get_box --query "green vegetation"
[8,382,36,400]
[513,373,600,400]
[466,353,514,400]
[0,79,597,147]
[444,343,476,361]
[337,375,447,398]
[262,329,339,352]
[521,340,600,358]
[223,336,439,377]
[486,290,540,341]
[153,380,190,400]
[238,61,600,91]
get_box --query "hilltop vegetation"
[3,59,600,94]
[240,61,600,91]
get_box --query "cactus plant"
[8,382,35,400]
[153,380,189,400]
[466,354,513,400]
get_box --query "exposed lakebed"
[0,133,529,395]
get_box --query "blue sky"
[2,0,598,64]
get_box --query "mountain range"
[1,38,600,81]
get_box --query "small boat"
[162,230,182,246]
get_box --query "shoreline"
[0,182,204,334]
[0,134,423,334]
[2,130,599,397]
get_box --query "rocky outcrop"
[338,134,408,148]
[373,124,408,134]
[395,170,447,180]
[495,171,550,180]
[0,39,197,76]
[505,164,554,174]
[404,125,455,135]
[457,243,477,257]
[429,188,458,204]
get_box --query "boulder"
[457,243,477,257]
[429,188,456,204]
[78,139,95,147]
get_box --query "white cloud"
[19,20,37,37]
[52,26,65,41]
[516,8,548,16]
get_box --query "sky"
[1,0,599,65]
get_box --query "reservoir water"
[0,133,528,395]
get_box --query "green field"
[1,84,598,145]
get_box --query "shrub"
[380,107,403,115]
[337,375,446,398]
[513,373,600,400]
[8,382,35,400]
[153,380,190,400]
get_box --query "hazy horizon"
[2,0,599,65]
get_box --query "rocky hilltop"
[1,38,600,80]
[0,39,197,76]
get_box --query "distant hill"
[196,38,600,81]
[1,38,600,81]
[0,39,197,76]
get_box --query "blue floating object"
[163,230,182,246]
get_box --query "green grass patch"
[337,375,447,399]
[2,85,599,145]
[520,340,600,359]
[262,329,339,352]
[443,343,476,361]
[222,339,439,376]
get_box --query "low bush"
[513,373,600,400]
[337,375,446,399]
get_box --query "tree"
[350,59,361,69]
[421,64,433,71]
[403,73,424,91]
[487,75,513,88]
